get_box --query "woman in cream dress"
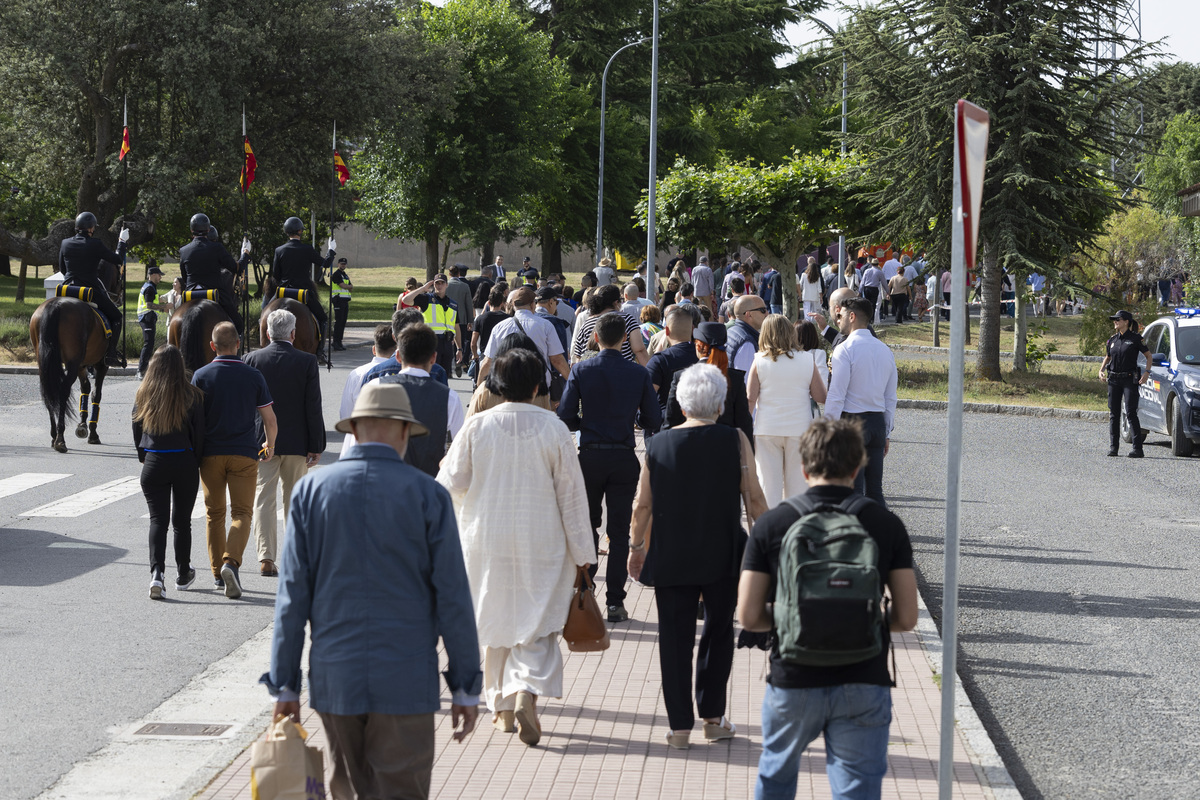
[437,349,595,746]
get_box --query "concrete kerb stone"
[897,398,1107,422]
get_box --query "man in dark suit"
[245,308,326,576]
[557,312,662,623]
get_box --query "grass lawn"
[877,313,1087,356]
[895,357,1107,412]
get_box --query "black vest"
[380,373,450,477]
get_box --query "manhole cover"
[133,723,232,737]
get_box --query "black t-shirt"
[473,310,511,353]
[1106,330,1148,374]
[741,484,913,689]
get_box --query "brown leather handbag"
[563,566,610,652]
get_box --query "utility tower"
[1105,0,1144,191]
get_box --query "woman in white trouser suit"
[746,315,828,508]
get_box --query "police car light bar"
[1174,308,1200,318]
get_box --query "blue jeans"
[755,683,892,800]
[771,304,783,315]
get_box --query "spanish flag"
[119,127,130,161]
[241,136,257,191]
[334,150,350,186]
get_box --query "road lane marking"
[20,476,143,517]
[0,472,71,500]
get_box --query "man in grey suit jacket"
[245,309,326,576]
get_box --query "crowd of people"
[130,250,914,800]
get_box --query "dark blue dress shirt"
[558,349,662,448]
[646,341,699,414]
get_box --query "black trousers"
[579,448,640,607]
[138,314,156,374]
[891,294,909,322]
[281,279,328,335]
[846,410,887,507]
[942,290,952,320]
[332,297,350,344]
[83,278,122,352]
[435,333,456,375]
[654,575,737,731]
[862,286,879,312]
[1108,377,1142,449]
[140,451,199,574]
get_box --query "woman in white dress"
[800,257,824,316]
[437,349,596,746]
[746,315,828,508]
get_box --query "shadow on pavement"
[0,528,126,586]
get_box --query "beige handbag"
[563,566,611,652]
[250,716,326,800]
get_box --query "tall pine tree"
[839,0,1151,378]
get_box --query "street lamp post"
[808,16,848,290]
[595,37,651,267]
[645,0,661,303]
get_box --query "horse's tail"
[37,301,75,423]
[179,302,209,372]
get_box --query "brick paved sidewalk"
[197,562,997,800]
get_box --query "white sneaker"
[149,572,165,600]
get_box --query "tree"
[1142,62,1200,144]
[0,0,451,268]
[838,0,1151,379]
[355,0,570,278]
[1143,111,1200,257]
[640,152,871,319]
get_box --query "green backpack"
[773,495,886,667]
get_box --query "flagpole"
[240,105,249,355]
[120,94,129,368]
[327,121,336,371]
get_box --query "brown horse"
[29,265,118,452]
[259,296,320,356]
[169,298,227,373]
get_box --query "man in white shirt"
[620,282,653,320]
[593,257,616,287]
[880,256,901,317]
[339,324,396,454]
[478,286,570,386]
[824,296,898,507]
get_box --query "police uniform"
[178,235,246,335]
[1105,324,1150,456]
[422,294,459,373]
[58,231,127,358]
[271,239,332,336]
[136,273,162,375]
[330,262,352,349]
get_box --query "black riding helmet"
[190,213,210,234]
[74,211,97,232]
[284,216,304,236]
[207,226,220,242]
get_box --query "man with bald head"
[727,293,769,384]
[811,286,876,350]
[476,285,570,388]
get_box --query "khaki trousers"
[199,455,258,576]
[252,454,308,564]
[317,711,435,800]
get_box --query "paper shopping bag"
[250,716,326,800]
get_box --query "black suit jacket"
[244,341,326,456]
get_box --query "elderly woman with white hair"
[628,363,767,750]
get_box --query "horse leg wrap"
[79,393,90,417]
[89,402,100,425]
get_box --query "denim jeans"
[755,683,892,800]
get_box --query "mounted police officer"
[178,213,247,335]
[271,216,334,341]
[1099,309,1151,458]
[58,211,129,367]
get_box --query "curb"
[0,365,138,376]
[889,343,1103,363]
[914,595,1022,800]
[896,399,1107,422]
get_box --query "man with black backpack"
[737,417,918,800]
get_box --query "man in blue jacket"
[263,382,481,799]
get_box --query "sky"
[789,1,1200,66]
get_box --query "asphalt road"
[886,409,1200,800]
[0,344,474,800]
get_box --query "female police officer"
[1098,309,1151,458]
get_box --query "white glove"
[118,227,130,243]
[326,237,337,254]
[241,238,252,256]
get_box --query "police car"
[1121,308,1200,456]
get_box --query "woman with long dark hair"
[132,345,206,599]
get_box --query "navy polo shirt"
[192,355,273,459]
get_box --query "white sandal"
[665,729,691,750]
[703,716,736,741]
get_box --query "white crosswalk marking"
[0,473,72,500]
[20,476,143,518]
